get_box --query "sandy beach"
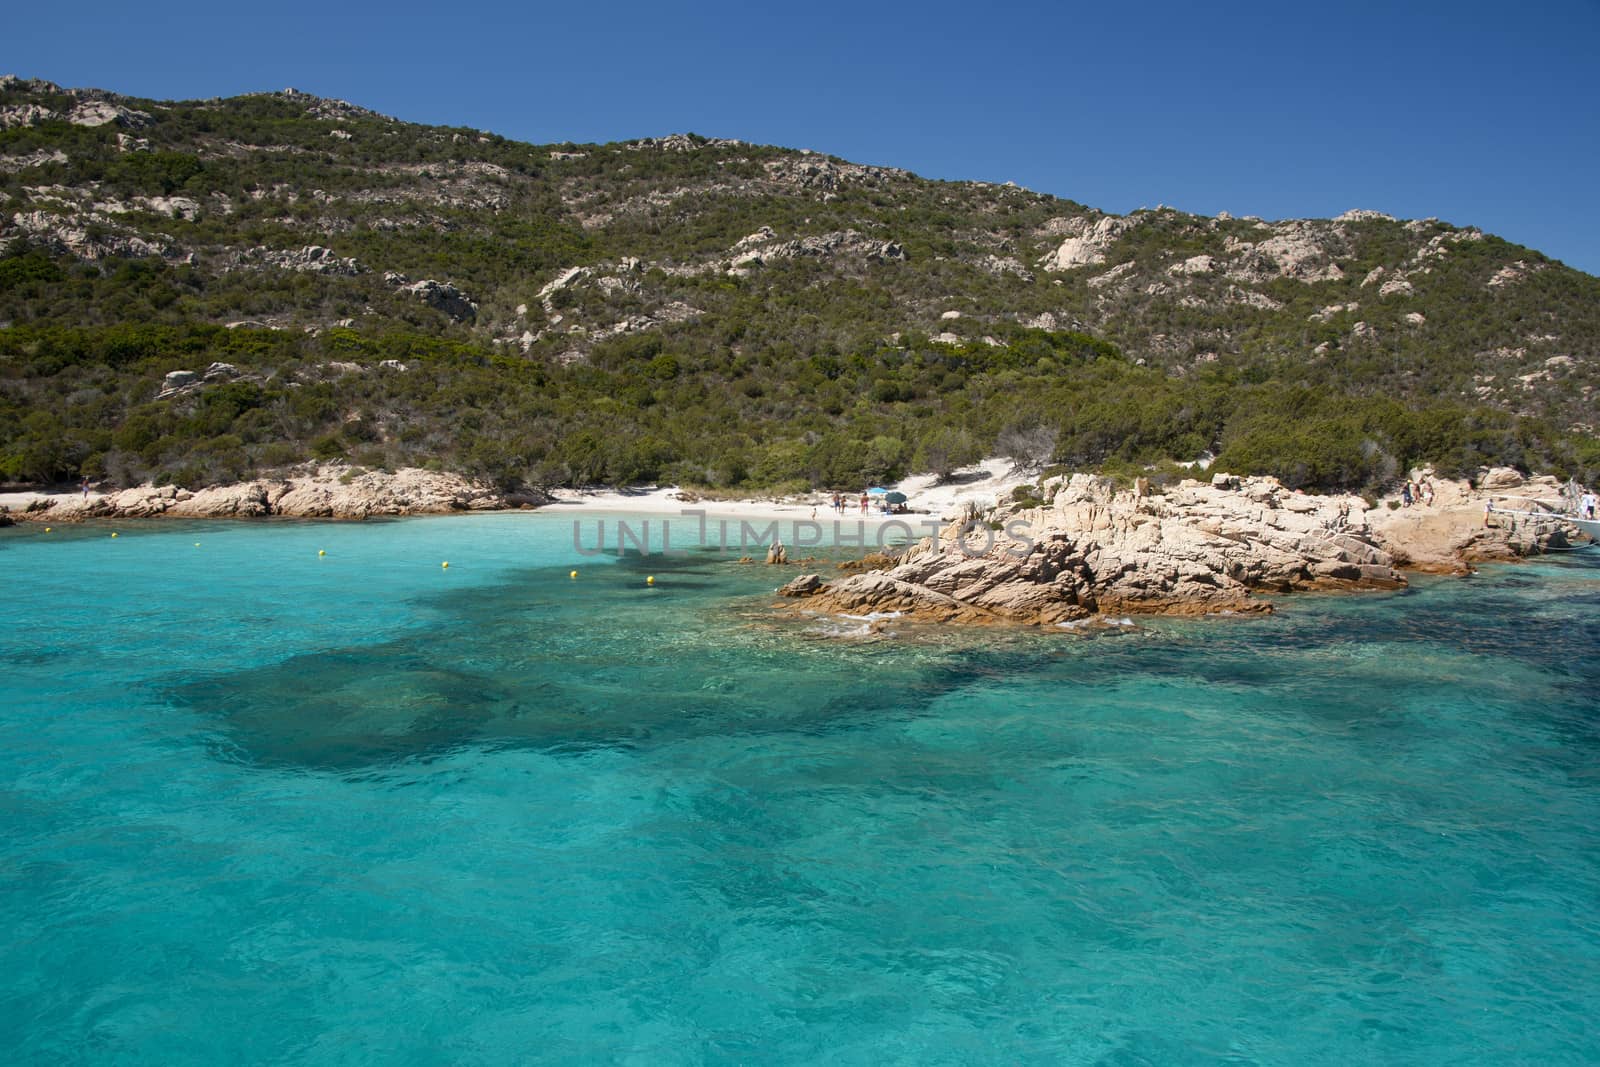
[542,458,1031,524]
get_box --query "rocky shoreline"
[0,465,530,522]
[777,469,1583,627]
[3,463,1587,628]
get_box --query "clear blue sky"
[9,0,1599,274]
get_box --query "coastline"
[4,462,1591,626]
[773,466,1594,629]
[0,458,1030,530]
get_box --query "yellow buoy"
[195,542,201,547]
[110,532,118,538]
[646,575,655,586]
[318,549,326,557]
[570,570,578,579]
[44,527,51,533]
[441,561,450,569]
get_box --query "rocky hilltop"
[778,469,1575,625]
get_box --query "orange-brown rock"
[780,473,1409,625]
[8,465,521,522]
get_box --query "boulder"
[402,279,477,321]
[1477,466,1525,490]
[777,574,823,597]
[157,370,199,399]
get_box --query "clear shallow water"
[2,514,1599,1065]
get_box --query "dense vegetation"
[3,78,1598,494]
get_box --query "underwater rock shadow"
[161,581,1091,774]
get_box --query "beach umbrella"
[866,487,890,495]
[885,491,908,504]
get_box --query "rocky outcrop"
[1168,254,1216,276]
[783,571,1004,624]
[399,279,477,321]
[1225,221,1346,284]
[124,196,202,220]
[1039,215,1139,272]
[979,254,1035,282]
[780,474,1405,626]
[1336,209,1397,224]
[233,245,364,275]
[780,469,1589,630]
[627,133,746,153]
[1309,302,1359,322]
[271,88,394,124]
[1365,468,1575,570]
[761,156,908,196]
[10,466,526,523]
[66,101,152,128]
[156,369,201,399]
[0,103,57,129]
[7,210,174,260]
[0,148,68,173]
[537,266,591,311]
[729,229,906,270]
[155,361,247,399]
[1488,261,1542,289]
[777,574,823,596]
[1086,261,1138,289]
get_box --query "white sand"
[547,457,1030,524]
[0,489,111,513]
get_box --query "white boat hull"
[1568,516,1600,541]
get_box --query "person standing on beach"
[859,492,868,515]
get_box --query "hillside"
[3,75,1599,494]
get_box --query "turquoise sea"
[2,512,1598,1065]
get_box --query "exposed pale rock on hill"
[1040,215,1140,271]
[1,75,1598,496]
[1,74,1594,426]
